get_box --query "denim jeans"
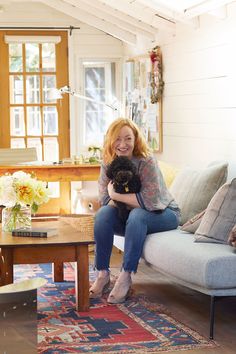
[94,205,179,273]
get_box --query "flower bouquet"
[0,171,50,232]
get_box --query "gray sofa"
[114,162,236,339]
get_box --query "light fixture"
[48,85,118,111]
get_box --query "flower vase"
[2,205,31,232]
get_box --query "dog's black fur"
[106,156,141,221]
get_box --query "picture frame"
[124,49,163,152]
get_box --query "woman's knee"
[127,208,147,224]
[95,205,118,224]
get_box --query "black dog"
[106,156,141,221]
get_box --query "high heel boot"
[107,271,132,304]
[89,270,110,299]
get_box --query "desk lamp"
[48,85,118,111]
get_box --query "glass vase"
[2,205,31,232]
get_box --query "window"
[7,40,58,159]
[0,31,70,214]
[81,60,117,148]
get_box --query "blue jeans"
[94,205,179,273]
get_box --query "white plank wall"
[158,3,236,168]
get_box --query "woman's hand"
[107,181,140,208]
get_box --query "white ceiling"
[0,0,235,44]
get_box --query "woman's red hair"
[103,118,150,164]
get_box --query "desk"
[0,163,100,182]
[0,163,100,213]
[0,220,95,311]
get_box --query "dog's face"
[113,170,133,185]
[106,156,137,182]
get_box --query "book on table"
[12,227,58,238]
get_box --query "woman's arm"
[107,181,140,208]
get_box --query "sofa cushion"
[158,160,179,187]
[141,230,236,290]
[169,162,228,225]
[180,210,205,233]
[228,225,236,247]
[195,179,236,244]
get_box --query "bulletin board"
[124,46,163,152]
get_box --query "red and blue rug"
[14,263,217,354]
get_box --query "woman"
[89,118,180,304]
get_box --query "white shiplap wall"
[124,3,236,169]
[159,3,236,168]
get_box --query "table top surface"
[0,162,100,169]
[0,220,95,247]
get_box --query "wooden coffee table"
[0,220,95,311]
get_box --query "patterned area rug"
[14,263,217,354]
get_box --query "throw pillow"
[180,210,206,233]
[169,162,228,225]
[228,225,236,247]
[158,160,179,188]
[195,179,236,244]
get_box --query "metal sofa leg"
[209,296,215,339]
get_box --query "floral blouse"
[98,155,180,215]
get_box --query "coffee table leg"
[1,248,13,285]
[75,244,89,311]
[52,261,64,282]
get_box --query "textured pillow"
[195,179,236,244]
[169,162,228,225]
[180,210,205,233]
[228,225,236,247]
[158,160,179,187]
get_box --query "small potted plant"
[88,146,102,163]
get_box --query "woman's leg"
[108,207,179,303]
[94,205,125,270]
[90,205,125,298]
[123,207,179,272]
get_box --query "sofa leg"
[209,296,215,339]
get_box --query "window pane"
[42,43,56,72]
[44,137,58,161]
[27,106,41,135]
[10,107,25,136]
[26,75,40,103]
[11,138,25,148]
[27,138,42,160]
[85,109,111,145]
[25,43,39,72]
[9,44,23,72]
[43,75,56,103]
[9,75,23,104]
[85,67,105,88]
[43,106,58,135]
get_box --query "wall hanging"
[124,46,163,152]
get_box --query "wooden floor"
[90,247,236,354]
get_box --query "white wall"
[123,3,236,168]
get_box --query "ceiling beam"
[80,0,158,36]
[183,0,233,18]
[99,0,176,33]
[134,0,196,26]
[39,0,137,44]
[64,0,155,40]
